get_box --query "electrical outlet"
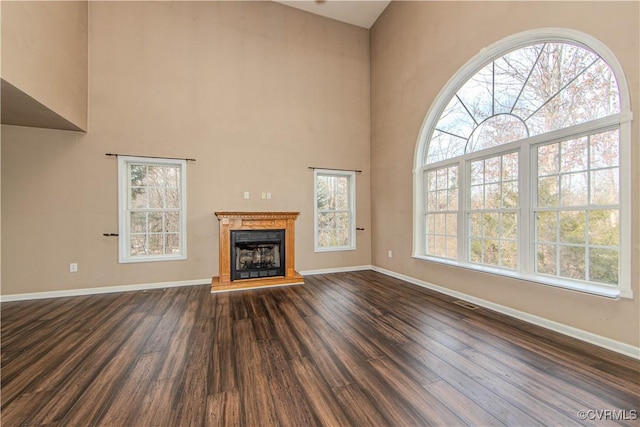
[243,191,250,199]
[266,192,272,200]
[70,263,78,273]
[261,192,266,200]
[388,250,393,258]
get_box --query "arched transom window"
[414,29,632,298]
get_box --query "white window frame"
[413,28,633,299]
[466,150,520,270]
[423,164,460,260]
[314,169,356,252]
[118,156,187,263]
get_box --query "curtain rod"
[106,153,196,162]
[308,166,362,173]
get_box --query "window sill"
[119,254,187,264]
[412,254,631,299]
[315,246,356,253]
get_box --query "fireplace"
[231,229,285,280]
[212,212,303,292]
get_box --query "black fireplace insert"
[230,229,285,280]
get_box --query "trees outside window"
[118,156,187,263]
[314,170,356,251]
[414,30,631,298]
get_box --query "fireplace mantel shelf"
[212,211,304,292]
[215,211,300,220]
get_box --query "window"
[314,169,356,251]
[469,152,519,269]
[424,165,458,259]
[118,156,187,263]
[414,29,632,298]
[534,131,620,284]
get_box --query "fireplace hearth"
[212,212,304,292]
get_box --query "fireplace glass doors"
[230,230,285,280]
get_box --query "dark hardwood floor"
[2,271,639,426]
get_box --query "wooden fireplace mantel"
[211,211,304,292]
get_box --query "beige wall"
[1,1,88,130]
[1,2,3,294]
[1,1,371,295]
[3,0,635,351]
[370,1,640,347]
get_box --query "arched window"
[414,29,632,298]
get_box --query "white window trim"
[118,156,187,263]
[413,28,633,299]
[314,169,356,252]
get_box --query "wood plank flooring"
[2,270,639,426]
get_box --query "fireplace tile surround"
[211,212,304,292]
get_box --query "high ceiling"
[274,0,391,29]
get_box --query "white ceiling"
[274,0,391,29]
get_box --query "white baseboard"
[0,278,211,302]
[371,266,640,361]
[300,265,373,276]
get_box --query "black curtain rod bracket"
[106,153,196,162]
